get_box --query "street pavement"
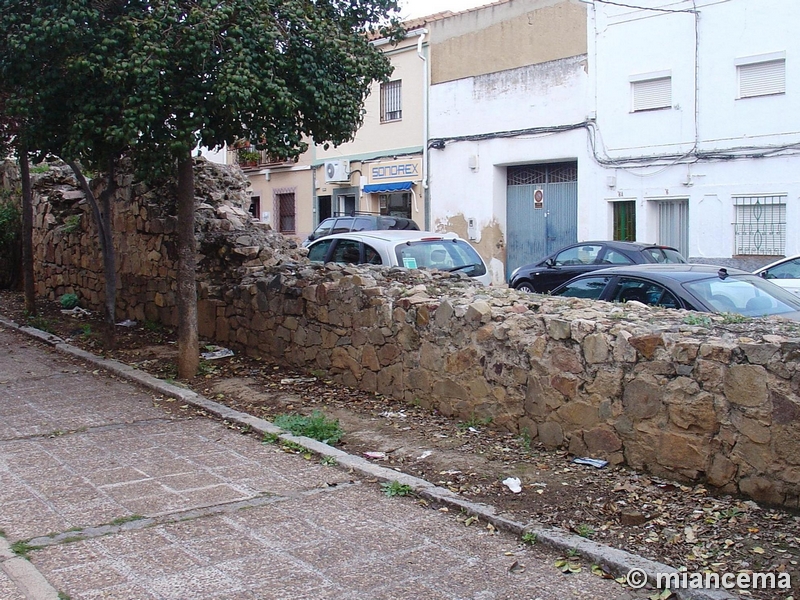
[0,323,653,600]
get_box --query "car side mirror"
[759,271,768,279]
[545,258,556,268]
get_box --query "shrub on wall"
[0,191,21,289]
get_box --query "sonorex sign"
[368,158,422,182]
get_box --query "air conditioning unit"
[324,160,350,183]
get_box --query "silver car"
[754,254,800,298]
[306,230,492,286]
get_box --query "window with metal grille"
[737,59,785,99]
[276,192,296,233]
[380,80,402,122]
[734,195,786,255]
[507,162,577,185]
[631,77,671,112]
[612,201,636,241]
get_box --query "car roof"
[754,254,800,273]
[569,240,680,252]
[310,230,460,244]
[580,264,750,282]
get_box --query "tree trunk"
[19,146,35,316]
[175,152,198,379]
[67,160,118,349]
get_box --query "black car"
[302,214,419,247]
[508,241,686,293]
[549,264,800,320]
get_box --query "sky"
[397,0,488,20]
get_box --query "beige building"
[228,19,435,242]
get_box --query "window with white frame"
[380,80,402,122]
[736,54,786,99]
[734,195,786,255]
[631,73,672,112]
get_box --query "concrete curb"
[0,538,60,600]
[0,317,737,600]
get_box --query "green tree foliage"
[1,0,401,375]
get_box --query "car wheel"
[514,281,536,293]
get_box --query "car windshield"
[684,274,800,317]
[643,247,687,264]
[394,240,487,277]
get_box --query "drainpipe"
[417,29,429,229]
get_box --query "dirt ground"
[2,290,799,599]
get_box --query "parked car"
[754,254,800,298]
[306,230,492,286]
[549,264,800,320]
[301,214,419,247]
[508,241,687,293]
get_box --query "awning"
[362,181,414,194]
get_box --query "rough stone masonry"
[5,158,799,507]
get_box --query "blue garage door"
[506,162,578,280]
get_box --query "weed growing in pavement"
[10,540,33,557]
[273,411,343,444]
[58,592,72,600]
[279,440,306,453]
[262,432,279,444]
[683,314,712,327]
[521,531,538,545]
[321,455,338,466]
[575,524,595,539]
[109,515,144,527]
[566,547,580,558]
[381,480,413,497]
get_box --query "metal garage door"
[506,162,578,280]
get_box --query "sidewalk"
[0,323,661,600]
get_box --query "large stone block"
[622,376,663,420]
[724,364,768,407]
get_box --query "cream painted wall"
[428,0,586,85]
[246,167,315,243]
[316,35,426,161]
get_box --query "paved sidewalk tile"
[0,326,645,600]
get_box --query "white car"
[306,230,492,286]
[754,255,800,297]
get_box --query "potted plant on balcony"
[237,148,260,167]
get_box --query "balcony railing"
[228,146,298,169]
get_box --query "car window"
[365,244,382,265]
[312,218,335,238]
[331,218,354,234]
[331,240,361,264]
[307,239,334,263]
[395,240,487,276]
[553,245,602,266]
[685,275,800,316]
[643,248,687,264]
[762,258,800,280]
[353,217,372,232]
[552,276,610,299]
[614,278,680,309]
[601,249,635,265]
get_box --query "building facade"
[428,0,799,283]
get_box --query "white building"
[427,0,799,283]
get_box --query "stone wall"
[13,159,800,507]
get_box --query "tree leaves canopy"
[0,0,401,170]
